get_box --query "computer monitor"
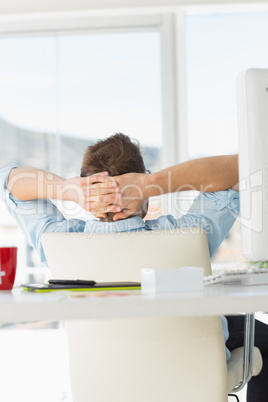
[237,68,268,260]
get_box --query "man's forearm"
[110,154,239,221]
[7,167,66,201]
[7,167,122,218]
[145,155,238,197]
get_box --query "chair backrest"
[41,228,228,402]
[42,228,212,282]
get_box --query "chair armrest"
[227,346,263,393]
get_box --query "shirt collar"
[84,216,145,233]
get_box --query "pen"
[48,279,96,286]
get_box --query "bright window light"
[185,11,268,159]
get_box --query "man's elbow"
[231,183,239,191]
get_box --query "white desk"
[1,284,268,396]
[1,284,268,324]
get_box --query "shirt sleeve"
[0,167,85,264]
[176,190,240,258]
[0,167,14,202]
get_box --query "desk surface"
[1,284,268,324]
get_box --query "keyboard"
[204,267,268,286]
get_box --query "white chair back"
[42,229,228,402]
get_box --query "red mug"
[0,247,17,291]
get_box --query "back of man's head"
[81,133,146,177]
[80,133,147,222]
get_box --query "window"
[185,8,268,264]
[0,25,163,275]
[0,37,57,172]
[185,10,268,159]
[0,31,162,176]
[56,31,162,177]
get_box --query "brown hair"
[80,133,146,177]
[80,133,148,222]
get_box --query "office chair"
[42,229,262,402]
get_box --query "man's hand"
[65,174,123,218]
[108,173,150,221]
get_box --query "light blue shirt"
[0,166,240,360]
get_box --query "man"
[0,133,267,401]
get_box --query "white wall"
[0,0,267,16]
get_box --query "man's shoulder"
[191,190,240,211]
